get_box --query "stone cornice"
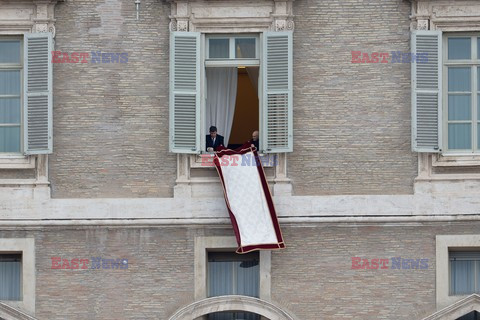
[0,194,479,225]
[411,0,480,30]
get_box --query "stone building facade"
[0,0,480,319]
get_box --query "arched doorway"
[169,295,297,320]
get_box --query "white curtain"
[0,260,21,300]
[450,260,476,295]
[208,256,260,320]
[206,67,238,147]
[245,67,259,96]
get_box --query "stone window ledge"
[0,155,35,170]
[433,154,480,167]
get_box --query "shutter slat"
[24,32,53,154]
[411,30,442,152]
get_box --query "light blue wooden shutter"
[169,32,201,153]
[411,30,442,152]
[23,32,53,154]
[262,31,293,153]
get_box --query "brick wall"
[47,0,421,198]
[2,222,480,319]
[289,0,417,195]
[50,0,175,198]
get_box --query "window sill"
[433,154,480,167]
[0,155,35,169]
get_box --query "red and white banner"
[213,145,285,253]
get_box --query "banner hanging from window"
[213,145,285,253]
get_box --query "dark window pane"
[456,311,480,320]
[208,312,260,320]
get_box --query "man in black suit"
[206,126,224,151]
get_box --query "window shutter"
[411,30,442,152]
[169,32,201,153]
[23,32,53,154]
[262,31,293,153]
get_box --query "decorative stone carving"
[177,20,188,32]
[417,19,428,30]
[275,19,286,31]
[169,19,177,32]
[48,24,56,37]
[273,19,294,31]
[286,19,294,30]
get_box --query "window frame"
[0,238,35,315]
[201,33,261,153]
[206,34,260,63]
[207,251,260,298]
[449,251,480,296]
[442,32,480,155]
[194,236,271,302]
[0,253,22,301]
[0,35,24,155]
[436,235,480,309]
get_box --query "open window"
[204,34,260,151]
[169,32,293,154]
